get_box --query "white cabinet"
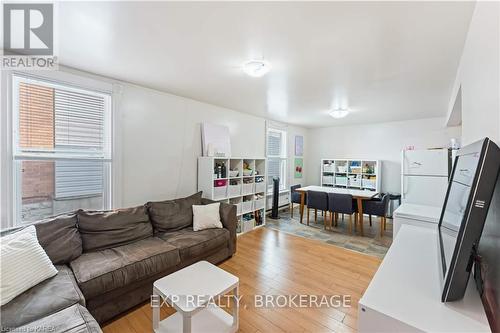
[320,159,381,192]
[198,157,266,234]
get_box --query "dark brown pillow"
[146,192,203,233]
[77,206,153,252]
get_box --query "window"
[12,75,112,223]
[266,125,287,192]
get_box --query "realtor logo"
[3,3,53,56]
[2,3,57,70]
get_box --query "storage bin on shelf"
[254,198,265,210]
[234,202,242,215]
[241,200,254,213]
[323,164,335,172]
[228,183,241,197]
[362,178,376,189]
[335,176,348,186]
[255,182,266,193]
[348,175,361,187]
[337,165,348,173]
[241,183,255,195]
[242,219,255,233]
[322,175,334,184]
[213,179,227,199]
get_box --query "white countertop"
[393,203,443,223]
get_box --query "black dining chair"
[366,192,386,226]
[363,193,390,236]
[327,193,358,233]
[290,184,305,218]
[306,191,328,227]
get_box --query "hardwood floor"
[102,227,381,333]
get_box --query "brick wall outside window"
[19,83,55,203]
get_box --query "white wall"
[448,1,500,237]
[306,117,461,193]
[118,83,270,207]
[118,85,309,207]
[448,1,500,145]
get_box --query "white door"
[402,150,449,176]
[402,175,449,207]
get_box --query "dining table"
[295,185,378,236]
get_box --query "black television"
[438,137,500,307]
[474,175,500,332]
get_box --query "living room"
[1,1,499,333]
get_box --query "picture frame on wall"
[294,158,303,178]
[201,122,231,157]
[295,135,303,156]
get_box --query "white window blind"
[266,126,287,192]
[267,159,281,180]
[267,131,282,157]
[53,88,106,198]
[54,89,105,151]
[55,161,104,198]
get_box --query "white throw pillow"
[1,224,37,241]
[192,203,223,231]
[0,226,58,306]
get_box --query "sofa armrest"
[201,198,237,255]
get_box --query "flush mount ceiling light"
[242,59,272,77]
[329,108,350,119]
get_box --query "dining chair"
[306,191,328,227]
[362,193,390,236]
[327,193,358,233]
[289,184,304,218]
[366,192,386,226]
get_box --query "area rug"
[265,207,393,259]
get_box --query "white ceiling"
[58,1,475,128]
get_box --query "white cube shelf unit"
[321,159,382,192]
[198,157,266,235]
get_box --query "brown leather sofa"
[0,192,237,332]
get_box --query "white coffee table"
[153,261,239,333]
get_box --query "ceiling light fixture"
[329,108,350,119]
[242,59,272,78]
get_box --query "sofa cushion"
[0,265,85,330]
[12,304,102,333]
[35,212,83,264]
[70,237,180,299]
[77,206,153,252]
[0,212,82,264]
[157,228,230,261]
[146,192,203,233]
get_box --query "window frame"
[266,125,288,193]
[12,75,112,160]
[10,74,113,224]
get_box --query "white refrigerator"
[401,149,450,208]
